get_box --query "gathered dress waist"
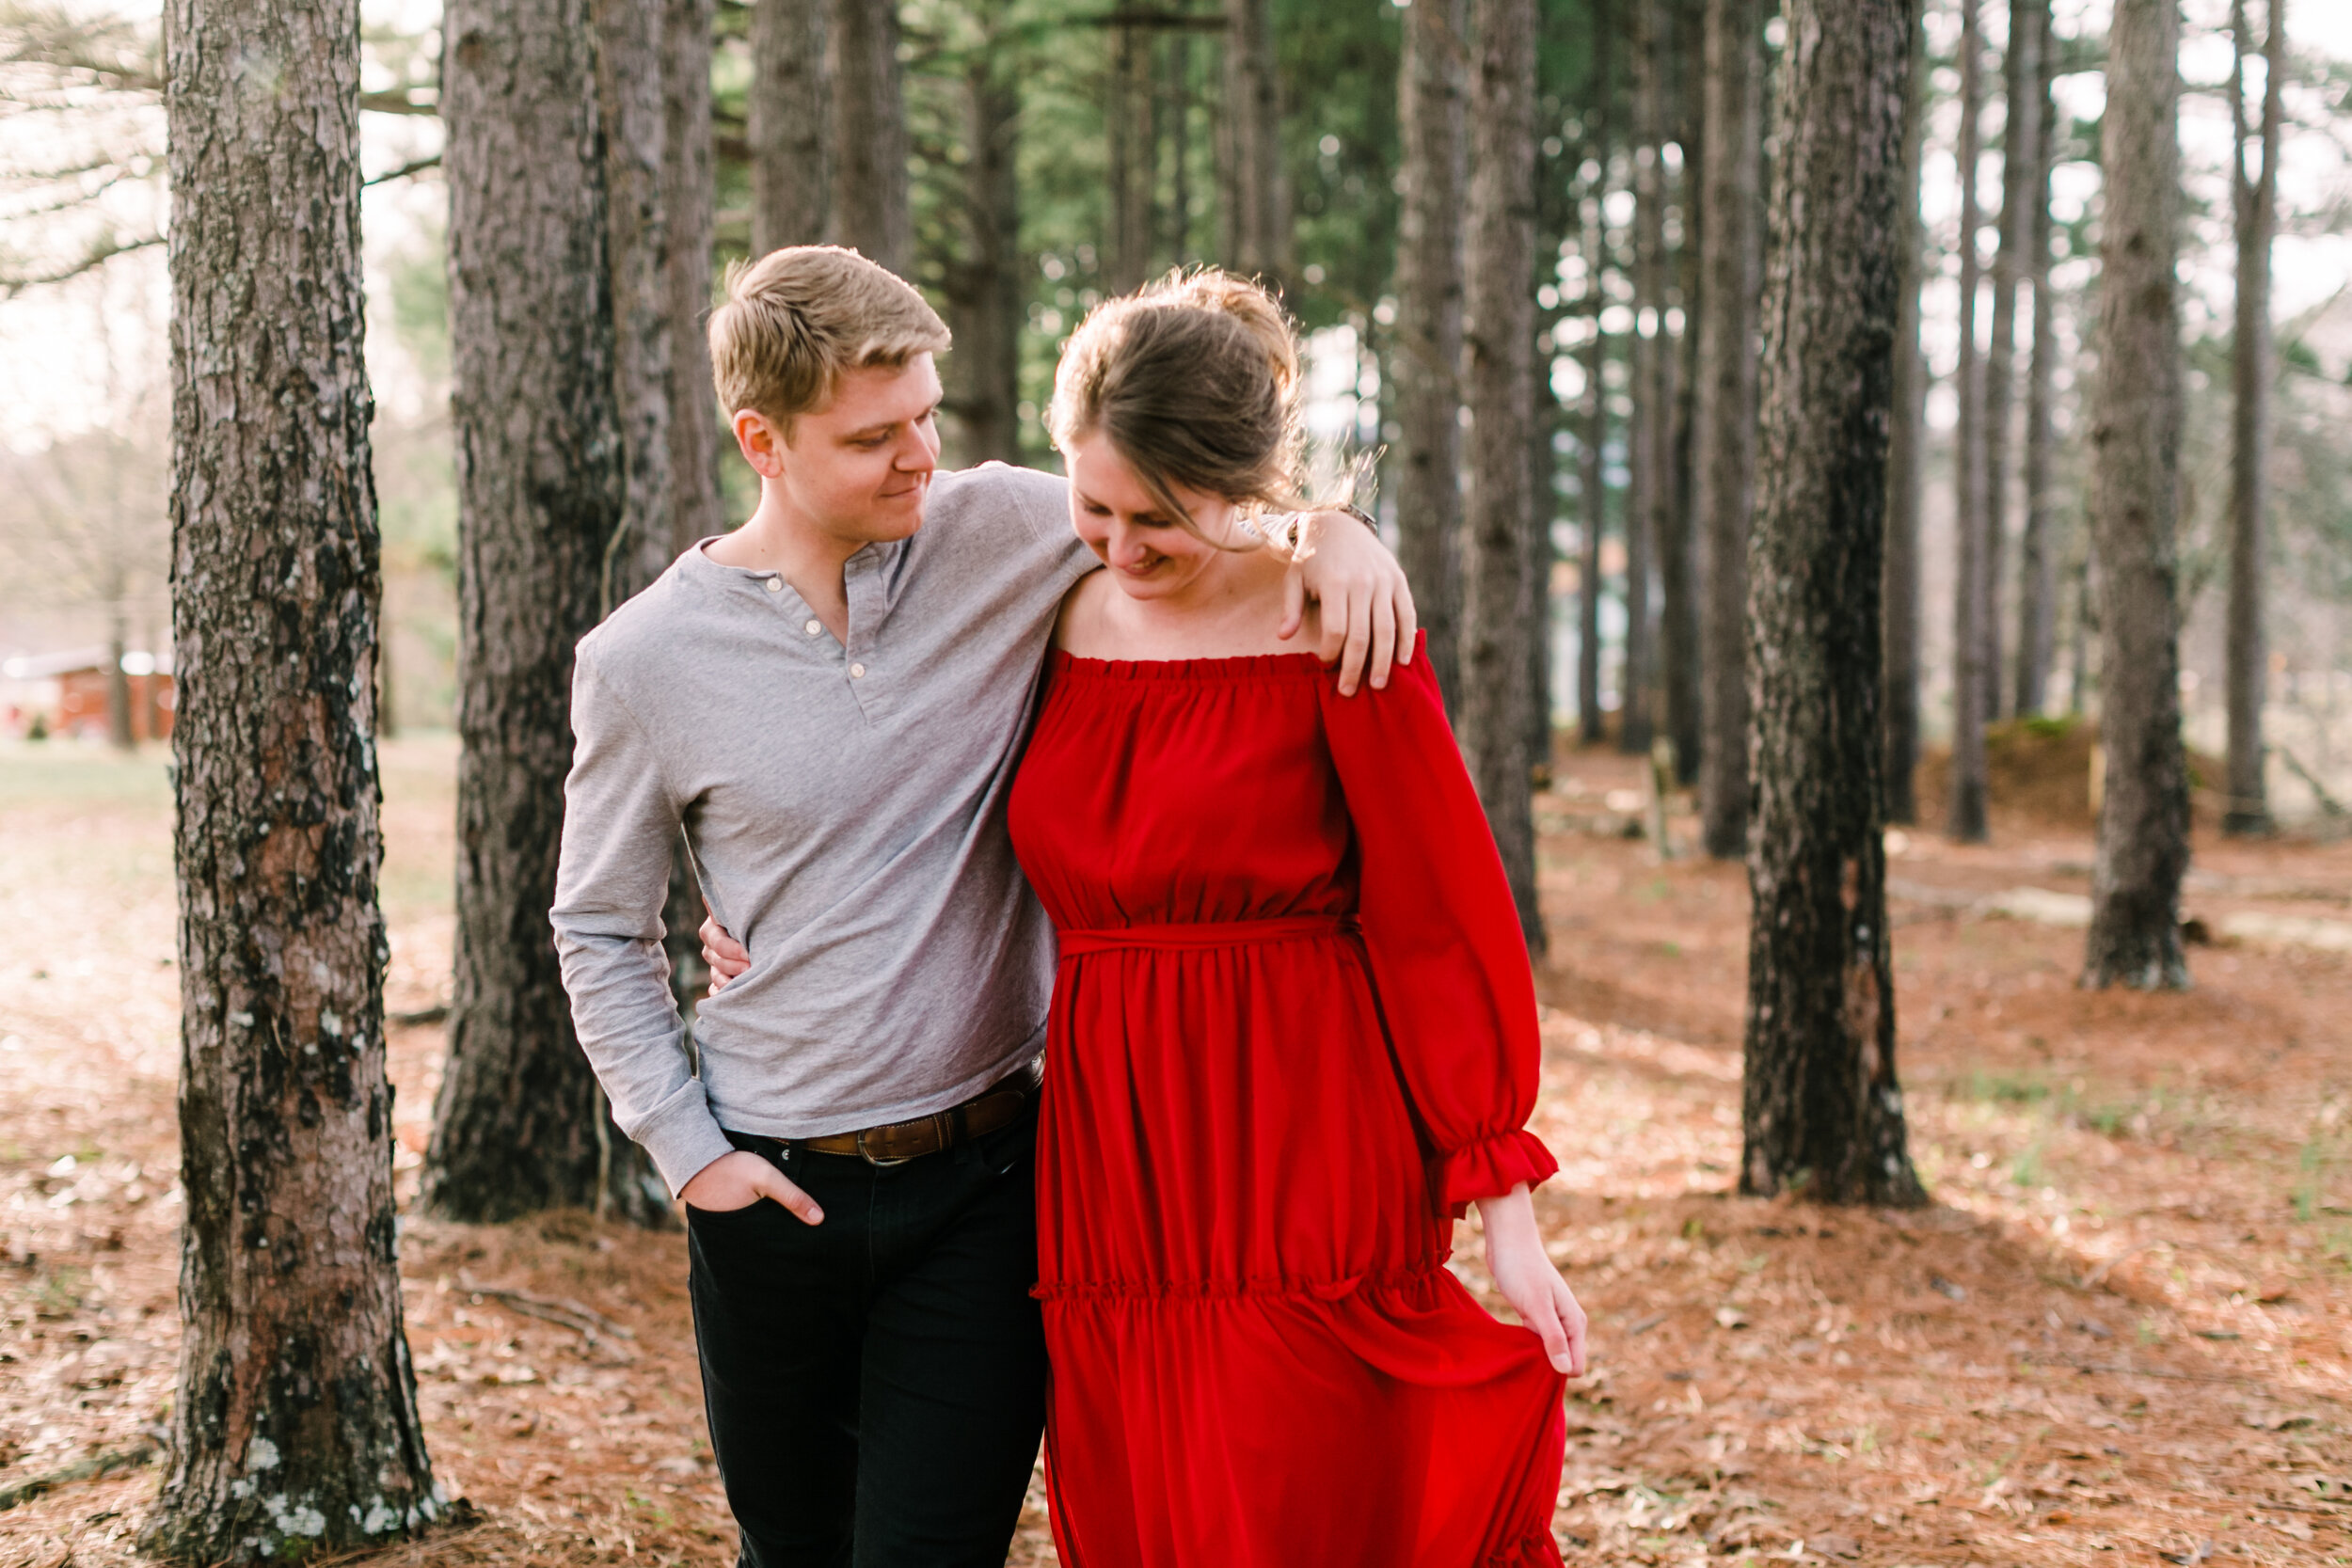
[1055,913,1360,959]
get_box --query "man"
[550,245,1416,1568]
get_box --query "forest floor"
[2,734,2349,1568]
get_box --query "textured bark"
[1882,0,1929,822]
[2224,0,2282,836]
[1461,0,1543,952]
[1577,143,1610,748]
[1981,0,2039,723]
[1220,0,1288,288]
[2082,0,2189,991]
[750,0,829,253]
[1696,0,1762,858]
[431,0,669,1225]
[1621,0,1666,755]
[943,14,1023,467]
[1740,0,1923,1208]
[1947,0,1990,842]
[2013,0,2058,717]
[1393,0,1469,704]
[596,0,676,603]
[1661,0,1704,787]
[148,0,437,1552]
[830,0,911,274]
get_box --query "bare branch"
[358,87,438,117]
[0,230,160,296]
[364,153,439,185]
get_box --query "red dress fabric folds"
[1006,638,1565,1568]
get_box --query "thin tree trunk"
[1882,0,1929,821]
[1696,0,1762,858]
[1947,0,1991,841]
[1393,0,1469,703]
[830,0,911,274]
[148,0,437,1548]
[596,0,677,604]
[1741,0,1924,1209]
[2082,0,2189,991]
[2013,0,2058,717]
[1982,0,2039,723]
[1530,349,1559,782]
[2224,0,2282,835]
[945,13,1023,467]
[1462,0,1544,952]
[1110,22,1155,293]
[1221,0,1288,288]
[1661,0,1704,786]
[104,612,134,751]
[1577,115,1611,746]
[2066,535,2093,714]
[431,0,669,1226]
[750,0,829,253]
[1622,0,1666,755]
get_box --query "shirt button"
[850,663,866,679]
[763,577,783,594]
[804,619,821,636]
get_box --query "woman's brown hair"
[1046,269,1318,546]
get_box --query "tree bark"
[1530,344,1560,781]
[1696,0,1762,858]
[830,0,911,274]
[1621,0,1667,755]
[1462,0,1543,952]
[1882,0,1929,821]
[1982,0,2039,723]
[1220,0,1288,289]
[1661,0,1704,787]
[431,0,670,1226]
[2224,0,2281,835]
[750,0,829,253]
[1110,22,1157,293]
[944,10,1023,467]
[2081,0,2189,991]
[148,0,438,1551]
[596,0,677,604]
[1393,0,1469,704]
[1740,0,1923,1208]
[1577,98,1612,748]
[1947,0,1991,842]
[2013,0,2058,717]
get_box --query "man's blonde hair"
[708,245,950,425]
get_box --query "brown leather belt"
[777,1058,1043,1166]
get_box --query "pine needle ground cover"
[0,740,2345,1566]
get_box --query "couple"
[551,245,1585,1568]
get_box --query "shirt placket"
[842,549,888,720]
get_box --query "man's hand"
[1477,1183,1588,1377]
[679,1149,824,1225]
[701,913,751,995]
[1281,511,1418,696]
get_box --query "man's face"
[739,355,944,546]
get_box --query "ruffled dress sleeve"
[1316,636,1559,1218]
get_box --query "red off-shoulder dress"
[1006,638,1567,1568]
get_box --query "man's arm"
[1280,508,1420,696]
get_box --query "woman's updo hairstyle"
[1047,268,1312,546]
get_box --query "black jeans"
[685,1107,1048,1568]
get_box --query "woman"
[1009,269,1582,1568]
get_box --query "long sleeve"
[1317,640,1559,1217]
[548,646,735,1196]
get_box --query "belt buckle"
[854,1126,916,1167]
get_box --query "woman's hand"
[700,911,751,995]
[1281,512,1417,696]
[1476,1183,1588,1377]
[678,1149,824,1225]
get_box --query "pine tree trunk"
[1462,0,1543,953]
[431,0,670,1226]
[1393,0,1469,704]
[1661,0,1704,788]
[2082,0,2189,991]
[1577,106,1612,747]
[105,615,135,751]
[1696,0,1762,858]
[2013,0,2058,717]
[596,0,677,604]
[1740,0,1924,1209]
[751,0,829,253]
[944,21,1023,467]
[2224,0,2281,836]
[1220,0,1288,288]
[148,0,438,1550]
[1622,0,1666,755]
[1529,352,1559,781]
[830,0,911,274]
[1882,0,1929,822]
[1982,0,2038,725]
[1110,23,1156,293]
[1947,0,1991,841]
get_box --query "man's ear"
[733,409,787,480]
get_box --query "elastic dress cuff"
[1431,1129,1560,1220]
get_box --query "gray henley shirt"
[550,462,1093,1195]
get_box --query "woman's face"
[1062,433,1248,602]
